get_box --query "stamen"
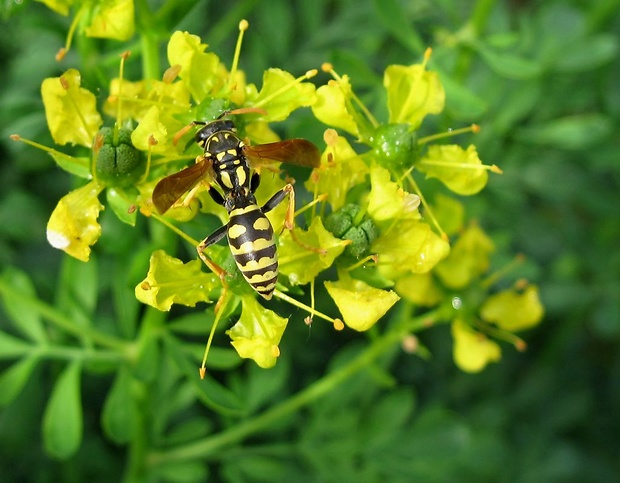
[404,171,447,240]
[114,51,131,146]
[200,290,232,379]
[56,6,85,61]
[418,124,480,145]
[273,289,342,328]
[252,69,318,108]
[228,19,250,91]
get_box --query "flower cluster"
[15,23,543,374]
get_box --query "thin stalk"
[147,307,442,466]
[0,279,129,351]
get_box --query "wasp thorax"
[195,119,236,148]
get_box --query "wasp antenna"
[173,123,197,146]
[227,106,268,117]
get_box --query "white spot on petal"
[47,230,71,249]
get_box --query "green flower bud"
[95,127,145,187]
[370,123,417,168]
[324,204,378,258]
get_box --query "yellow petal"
[452,319,501,373]
[325,274,399,331]
[46,181,105,261]
[41,69,103,147]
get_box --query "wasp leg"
[250,172,260,192]
[196,224,228,279]
[261,183,295,230]
[261,183,327,255]
[207,185,225,205]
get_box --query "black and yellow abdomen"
[227,203,278,299]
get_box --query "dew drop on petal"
[452,296,463,309]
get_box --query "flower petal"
[46,181,105,261]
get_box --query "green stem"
[0,279,129,352]
[455,0,497,80]
[135,0,161,80]
[123,379,150,483]
[35,345,124,363]
[147,307,442,466]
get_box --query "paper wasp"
[152,108,321,300]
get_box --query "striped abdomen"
[227,203,278,299]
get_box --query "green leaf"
[515,114,613,150]
[168,312,216,335]
[0,332,32,359]
[553,33,618,73]
[43,361,83,459]
[244,357,289,412]
[475,44,543,80]
[278,217,350,285]
[418,144,489,195]
[57,253,100,327]
[164,336,245,414]
[102,366,135,444]
[438,71,487,119]
[384,62,445,128]
[41,69,103,147]
[372,0,423,53]
[363,388,415,450]
[85,0,135,41]
[227,295,289,368]
[325,272,400,331]
[135,250,219,311]
[156,461,209,483]
[46,180,105,262]
[1,267,46,343]
[0,356,39,406]
[133,333,160,382]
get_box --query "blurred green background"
[1,0,619,481]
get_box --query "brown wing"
[243,139,321,169]
[152,159,212,214]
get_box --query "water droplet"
[451,296,462,309]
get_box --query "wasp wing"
[152,159,212,214]
[243,139,321,169]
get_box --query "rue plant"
[1,13,543,478]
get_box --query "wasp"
[152,108,321,300]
